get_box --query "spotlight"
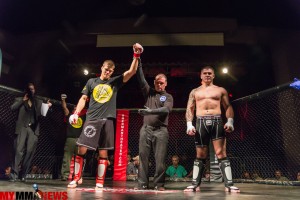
[222,68,228,74]
[83,69,89,75]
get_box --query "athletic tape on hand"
[69,114,78,124]
[186,122,195,134]
[134,43,144,54]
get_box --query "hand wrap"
[186,121,195,134]
[133,43,144,58]
[225,118,234,131]
[69,111,80,124]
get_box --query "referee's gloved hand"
[138,109,151,116]
[138,107,152,116]
[224,118,234,132]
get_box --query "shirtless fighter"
[184,66,240,193]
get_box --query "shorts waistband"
[197,115,221,120]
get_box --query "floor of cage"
[1,179,299,200]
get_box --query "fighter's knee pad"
[218,157,233,186]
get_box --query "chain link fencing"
[0,83,299,185]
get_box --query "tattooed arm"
[186,89,196,135]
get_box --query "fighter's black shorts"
[194,115,225,147]
[76,118,114,151]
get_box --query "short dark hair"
[24,82,35,92]
[155,73,167,82]
[27,82,34,87]
[200,66,215,73]
[102,60,115,69]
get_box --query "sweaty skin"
[186,68,234,134]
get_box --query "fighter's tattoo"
[186,89,196,121]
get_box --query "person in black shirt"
[67,43,143,189]
[10,83,52,181]
[135,63,174,191]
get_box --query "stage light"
[83,69,89,75]
[222,67,228,74]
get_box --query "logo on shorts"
[93,84,113,103]
[84,125,96,138]
[160,96,166,102]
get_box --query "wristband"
[227,118,234,124]
[74,111,80,115]
[133,53,141,58]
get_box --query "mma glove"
[186,121,195,134]
[225,118,234,131]
[133,43,144,58]
[69,111,79,124]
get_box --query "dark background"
[1,0,300,107]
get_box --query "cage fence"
[0,84,299,185]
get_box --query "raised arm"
[11,95,28,111]
[123,43,144,83]
[136,61,149,90]
[61,94,69,116]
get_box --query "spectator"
[166,155,187,179]
[202,170,211,182]
[127,156,139,180]
[252,171,263,181]
[127,154,134,175]
[3,166,11,180]
[241,171,251,179]
[267,170,289,181]
[60,94,86,181]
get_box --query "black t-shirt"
[142,85,174,127]
[82,75,124,120]
[66,113,86,138]
[136,66,173,126]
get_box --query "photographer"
[10,83,52,182]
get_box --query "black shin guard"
[191,159,206,186]
[218,157,233,187]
